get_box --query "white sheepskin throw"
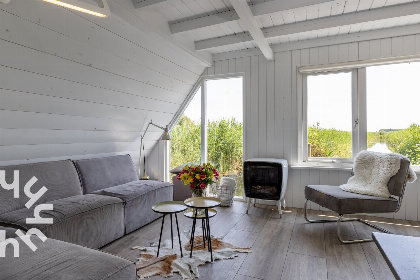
[340,151,416,198]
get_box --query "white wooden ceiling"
[132,0,420,59]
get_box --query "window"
[170,76,244,197]
[366,63,420,165]
[306,72,353,160]
[303,61,420,166]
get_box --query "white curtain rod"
[299,54,420,74]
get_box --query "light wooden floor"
[102,202,420,280]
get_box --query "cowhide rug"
[132,231,251,279]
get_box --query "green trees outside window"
[170,115,244,196]
[308,123,420,165]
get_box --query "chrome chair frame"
[304,199,392,244]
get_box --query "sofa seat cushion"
[305,185,398,214]
[74,155,138,194]
[0,194,125,248]
[0,225,19,239]
[94,180,173,233]
[0,235,136,280]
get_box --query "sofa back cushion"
[74,155,138,194]
[0,160,82,215]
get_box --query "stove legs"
[246,197,251,214]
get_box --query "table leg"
[190,209,198,258]
[205,209,213,262]
[157,214,166,257]
[202,219,206,248]
[175,213,183,258]
[170,214,173,249]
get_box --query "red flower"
[200,182,206,189]
[200,172,206,179]
[190,184,195,189]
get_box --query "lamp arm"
[140,120,166,140]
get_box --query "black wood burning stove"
[244,158,288,216]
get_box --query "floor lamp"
[139,120,171,180]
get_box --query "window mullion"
[358,68,367,154]
[201,79,207,164]
[302,74,308,162]
[352,70,359,158]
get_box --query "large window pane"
[307,72,352,158]
[206,78,243,197]
[367,62,420,165]
[170,88,201,171]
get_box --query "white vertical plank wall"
[208,33,420,221]
[0,0,204,174]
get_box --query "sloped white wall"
[206,33,420,221]
[0,0,204,173]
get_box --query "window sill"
[291,164,420,174]
[290,164,352,172]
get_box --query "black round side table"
[184,197,221,262]
[152,201,188,257]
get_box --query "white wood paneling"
[205,30,420,221]
[0,0,205,175]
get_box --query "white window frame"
[300,57,420,169]
[300,68,367,167]
[171,73,246,198]
[202,74,245,199]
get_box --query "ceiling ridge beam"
[170,0,336,34]
[229,0,273,60]
[212,23,420,61]
[196,1,420,51]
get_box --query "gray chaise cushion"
[305,185,398,214]
[0,225,19,239]
[0,160,82,215]
[94,180,173,233]
[0,194,125,248]
[388,157,411,196]
[74,155,138,194]
[0,235,136,280]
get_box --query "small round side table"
[152,201,188,257]
[184,197,221,262]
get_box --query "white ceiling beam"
[229,0,273,60]
[170,0,336,34]
[132,0,166,9]
[170,10,239,34]
[196,1,420,51]
[212,23,420,61]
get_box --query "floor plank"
[324,232,374,280]
[281,252,327,280]
[100,202,420,280]
[238,208,297,280]
[289,209,326,258]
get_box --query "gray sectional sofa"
[0,154,173,280]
